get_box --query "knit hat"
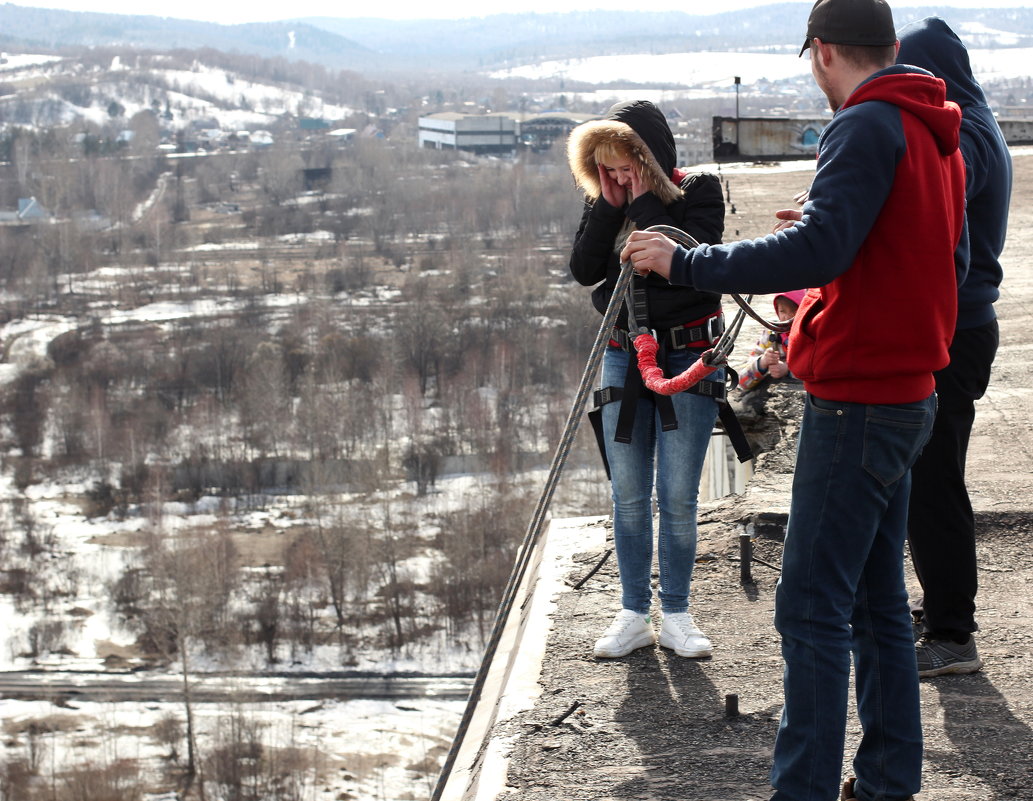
[800,0,896,57]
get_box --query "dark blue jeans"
[601,345,719,616]
[770,392,936,801]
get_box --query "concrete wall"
[999,118,1033,145]
[716,115,1033,161]
[713,116,827,161]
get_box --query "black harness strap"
[593,369,755,465]
[587,405,611,480]
[717,402,754,464]
[601,274,751,461]
[613,352,678,443]
[614,352,644,444]
[653,340,679,433]
[608,314,726,354]
[593,377,728,408]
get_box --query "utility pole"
[734,76,741,153]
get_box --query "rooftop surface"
[456,151,1033,801]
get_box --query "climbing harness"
[628,224,790,396]
[589,224,760,465]
[432,224,787,799]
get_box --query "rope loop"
[633,332,720,396]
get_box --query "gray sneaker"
[915,634,983,677]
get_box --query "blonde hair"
[594,141,632,168]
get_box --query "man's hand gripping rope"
[624,225,781,396]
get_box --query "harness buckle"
[706,312,726,344]
[668,312,726,350]
[594,386,618,407]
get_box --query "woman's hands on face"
[629,166,648,202]
[598,163,627,208]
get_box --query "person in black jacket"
[897,16,1014,677]
[566,100,726,659]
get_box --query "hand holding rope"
[627,225,790,396]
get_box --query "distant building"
[418,110,724,158]
[517,112,598,153]
[673,134,711,169]
[418,112,516,154]
[0,197,51,225]
[198,128,227,148]
[73,210,112,231]
[712,116,828,161]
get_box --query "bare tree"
[115,511,241,797]
[258,142,304,206]
[301,465,371,635]
[238,341,290,458]
[430,492,524,643]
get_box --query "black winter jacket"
[567,100,725,331]
[898,17,1012,330]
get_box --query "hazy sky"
[7,0,1026,26]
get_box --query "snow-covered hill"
[0,51,356,133]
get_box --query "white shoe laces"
[666,613,703,638]
[604,609,644,637]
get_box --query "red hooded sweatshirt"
[671,67,966,404]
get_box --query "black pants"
[907,319,999,639]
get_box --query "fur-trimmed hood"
[567,100,683,206]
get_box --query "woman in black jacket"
[567,99,725,659]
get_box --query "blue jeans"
[771,392,936,801]
[601,345,720,616]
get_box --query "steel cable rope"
[430,238,639,801]
[431,223,782,799]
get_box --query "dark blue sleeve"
[669,103,903,294]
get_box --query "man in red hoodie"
[621,1,966,800]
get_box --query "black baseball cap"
[799,0,896,57]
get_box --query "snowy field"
[490,46,1033,88]
[0,231,759,799]
[0,694,464,801]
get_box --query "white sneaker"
[659,612,712,658]
[593,609,655,658]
